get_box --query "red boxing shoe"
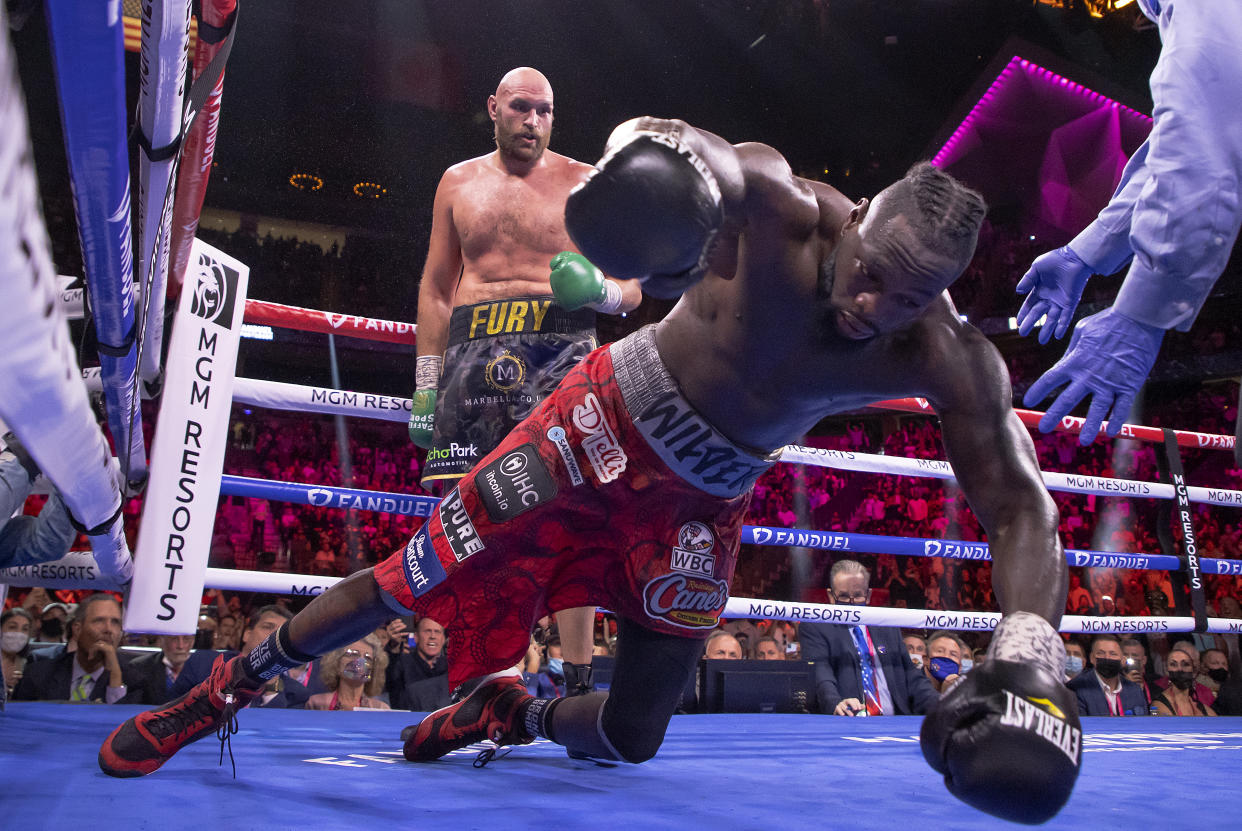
[403,670,534,762]
[99,654,258,777]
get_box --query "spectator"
[2,607,34,695]
[1200,648,1231,697]
[800,560,936,715]
[12,593,147,703]
[126,635,195,705]
[306,635,390,711]
[37,601,71,644]
[170,605,310,709]
[1214,660,1242,716]
[754,636,784,661]
[387,617,450,710]
[1152,646,1216,716]
[1153,640,1216,711]
[923,631,965,695]
[1064,639,1086,682]
[1120,638,1153,706]
[1066,635,1147,716]
[902,632,926,670]
[704,630,743,660]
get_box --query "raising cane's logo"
[643,573,730,630]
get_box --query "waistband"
[448,296,596,344]
[611,326,779,499]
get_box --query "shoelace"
[146,694,221,741]
[472,745,515,768]
[216,691,241,778]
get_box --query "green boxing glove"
[550,251,623,313]
[408,355,440,449]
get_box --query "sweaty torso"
[657,172,968,453]
[448,151,592,306]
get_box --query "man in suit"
[799,560,937,715]
[12,593,152,703]
[125,634,195,705]
[1067,634,1148,716]
[170,605,309,709]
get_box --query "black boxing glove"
[920,613,1082,825]
[566,129,723,299]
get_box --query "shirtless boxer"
[409,67,640,684]
[100,118,1077,823]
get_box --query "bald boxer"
[409,68,641,685]
[101,118,1076,823]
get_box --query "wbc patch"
[670,521,716,577]
[402,523,448,598]
[438,489,485,562]
[476,443,558,522]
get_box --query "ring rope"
[214,473,1242,575]
[870,396,1236,452]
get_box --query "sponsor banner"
[725,596,1229,634]
[126,240,247,635]
[240,299,417,345]
[233,377,412,423]
[204,567,340,598]
[401,524,447,597]
[476,444,557,522]
[219,475,438,517]
[546,426,584,486]
[438,489,484,563]
[0,551,119,590]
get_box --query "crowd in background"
[7,215,1241,714]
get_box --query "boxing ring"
[4,5,1242,827]
[3,703,1240,830]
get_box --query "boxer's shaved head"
[490,67,554,163]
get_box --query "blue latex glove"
[1023,308,1165,445]
[1015,246,1094,344]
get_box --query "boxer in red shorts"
[375,324,772,693]
[100,117,1078,823]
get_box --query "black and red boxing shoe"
[99,654,258,777]
[403,669,534,762]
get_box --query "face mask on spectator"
[1094,658,1121,680]
[959,657,974,673]
[1167,670,1196,691]
[1208,668,1229,685]
[2,631,29,653]
[909,654,923,669]
[1065,655,1084,676]
[928,656,959,681]
[341,655,372,683]
[547,657,564,677]
[40,619,63,640]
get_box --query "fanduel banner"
[125,240,248,634]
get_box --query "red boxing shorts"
[375,325,778,689]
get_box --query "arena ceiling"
[13,0,1160,244]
